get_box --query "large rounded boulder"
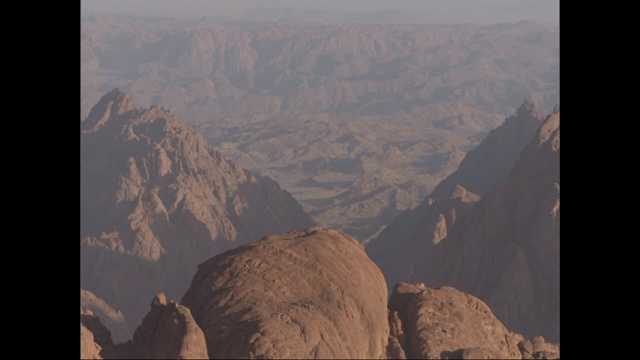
[181,227,389,359]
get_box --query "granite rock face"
[181,227,389,359]
[81,89,314,336]
[388,282,524,359]
[386,282,559,359]
[81,322,103,360]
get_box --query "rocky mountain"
[416,109,560,341]
[81,227,558,359]
[368,107,560,342]
[81,16,559,122]
[366,100,544,289]
[80,89,314,338]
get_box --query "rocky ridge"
[416,109,560,341]
[366,100,544,290]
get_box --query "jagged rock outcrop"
[429,100,544,198]
[81,89,314,338]
[124,293,208,359]
[415,109,560,341]
[367,100,543,291]
[181,227,389,359]
[518,336,560,360]
[81,309,114,352]
[81,322,103,359]
[82,294,208,359]
[388,283,524,359]
[386,282,559,359]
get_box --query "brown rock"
[81,323,103,359]
[81,310,113,351]
[181,227,389,359]
[527,336,560,359]
[125,293,209,359]
[518,339,533,356]
[455,347,503,359]
[388,283,524,359]
[387,310,407,359]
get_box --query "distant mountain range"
[81,16,558,122]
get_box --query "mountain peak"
[515,99,541,120]
[81,90,314,336]
[83,88,138,132]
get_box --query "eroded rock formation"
[181,227,389,359]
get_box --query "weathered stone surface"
[528,336,560,359]
[81,323,103,359]
[181,227,389,359]
[388,283,524,359]
[81,89,314,336]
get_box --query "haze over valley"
[81,3,560,358]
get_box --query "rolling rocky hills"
[80,89,314,337]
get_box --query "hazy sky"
[81,0,559,25]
